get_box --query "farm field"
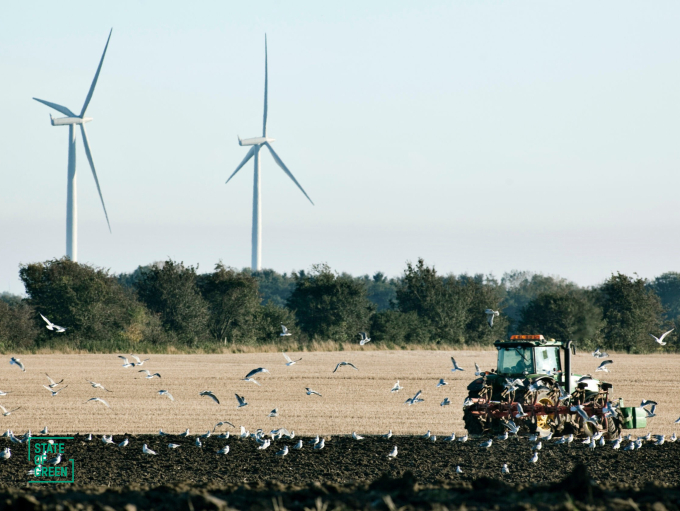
[0,350,678,437]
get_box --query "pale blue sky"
[2,1,679,293]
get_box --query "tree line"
[1,257,678,353]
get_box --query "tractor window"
[497,348,534,375]
[534,347,561,375]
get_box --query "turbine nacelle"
[49,113,93,126]
[238,135,275,146]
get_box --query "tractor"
[462,335,645,438]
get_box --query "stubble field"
[0,350,678,437]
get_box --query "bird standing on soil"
[530,452,538,463]
[383,430,393,439]
[352,432,364,440]
[0,448,10,460]
[313,438,325,450]
[276,445,289,457]
[479,438,493,449]
[650,329,674,346]
[168,443,180,449]
[485,309,500,327]
[293,440,303,449]
[456,466,462,474]
[501,464,510,474]
[387,446,397,458]
[142,444,156,455]
[118,438,128,447]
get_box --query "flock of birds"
[0,315,677,476]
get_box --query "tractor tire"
[527,389,555,434]
[463,408,484,436]
[605,415,621,440]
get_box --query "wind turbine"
[33,29,113,262]
[226,35,314,271]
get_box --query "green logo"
[27,437,74,484]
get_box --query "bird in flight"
[130,354,150,366]
[43,385,68,397]
[390,381,403,392]
[436,378,448,387]
[306,388,322,397]
[282,352,302,366]
[157,390,174,401]
[451,357,464,372]
[591,348,609,358]
[280,325,292,337]
[118,356,136,368]
[85,397,109,408]
[358,332,371,345]
[213,421,235,431]
[268,408,278,418]
[405,390,424,405]
[200,391,220,404]
[39,313,66,333]
[485,309,500,327]
[333,361,358,373]
[235,394,248,408]
[45,374,64,388]
[0,405,20,416]
[139,370,161,379]
[243,368,269,385]
[596,360,613,373]
[650,329,674,346]
[87,381,112,392]
[9,357,25,372]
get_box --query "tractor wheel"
[605,415,621,440]
[463,408,484,436]
[528,390,555,434]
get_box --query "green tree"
[254,302,298,344]
[649,272,680,321]
[197,264,260,344]
[358,272,398,312]
[249,269,295,307]
[287,264,375,342]
[518,291,602,349]
[134,260,210,345]
[597,273,665,353]
[0,299,40,349]
[19,258,145,344]
[458,274,509,345]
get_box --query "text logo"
[27,437,74,484]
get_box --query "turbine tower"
[33,29,113,262]
[226,35,314,271]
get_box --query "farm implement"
[463,335,645,439]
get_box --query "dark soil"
[1,435,679,510]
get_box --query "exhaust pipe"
[564,340,575,394]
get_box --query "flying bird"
[39,313,66,333]
[213,421,235,431]
[450,357,464,372]
[592,348,609,358]
[199,391,220,404]
[358,332,371,345]
[87,381,112,392]
[268,408,278,418]
[440,397,451,406]
[43,385,68,397]
[157,390,174,401]
[436,378,448,387]
[9,357,25,372]
[85,397,109,408]
[139,370,161,379]
[596,360,613,372]
[130,355,150,366]
[282,352,302,366]
[235,394,248,408]
[280,325,292,337]
[474,362,482,376]
[45,374,64,388]
[405,390,424,406]
[650,329,674,346]
[118,356,135,368]
[306,388,322,397]
[244,368,270,379]
[333,361,358,373]
[485,309,500,327]
[0,405,20,416]
[391,381,403,392]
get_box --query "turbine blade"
[226,145,258,183]
[79,125,112,233]
[80,28,113,117]
[265,142,314,205]
[263,34,268,137]
[32,98,76,117]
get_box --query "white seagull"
[596,360,613,373]
[118,356,135,368]
[387,445,398,458]
[142,444,156,455]
[293,440,303,449]
[501,463,510,474]
[216,445,230,454]
[269,408,278,418]
[283,352,302,366]
[276,445,289,457]
[130,354,150,366]
[168,443,180,449]
[280,324,292,336]
[40,313,66,333]
[199,391,220,404]
[45,374,64,388]
[451,357,464,372]
[139,370,161,379]
[359,332,371,345]
[333,361,359,373]
[87,381,112,392]
[85,397,109,408]
[441,398,451,406]
[436,378,448,387]
[0,448,10,461]
[157,390,174,401]
[352,432,364,440]
[9,357,25,372]
[43,385,68,397]
[485,309,500,327]
[650,329,674,346]
[235,394,248,408]
[306,388,322,397]
[391,381,404,392]
[405,390,424,406]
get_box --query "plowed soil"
[1,434,679,510]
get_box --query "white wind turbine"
[226,35,314,271]
[33,29,113,262]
